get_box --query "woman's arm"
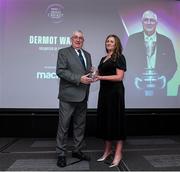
[97,68,125,81]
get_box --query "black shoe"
[57,156,67,167]
[72,151,90,161]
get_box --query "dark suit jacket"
[123,31,177,104]
[56,46,92,102]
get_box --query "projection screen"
[0,0,180,109]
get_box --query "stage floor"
[1,135,180,171]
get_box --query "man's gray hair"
[142,10,157,22]
[72,30,84,36]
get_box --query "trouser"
[56,100,87,156]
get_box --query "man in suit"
[124,10,177,105]
[56,30,92,167]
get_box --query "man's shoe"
[72,151,90,161]
[57,156,67,167]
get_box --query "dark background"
[0,109,180,137]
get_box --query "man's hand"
[80,74,93,84]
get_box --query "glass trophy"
[88,66,97,80]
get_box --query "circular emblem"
[46,4,64,23]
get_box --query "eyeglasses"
[72,36,84,41]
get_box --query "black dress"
[97,54,127,140]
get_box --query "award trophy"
[135,68,166,96]
[135,40,166,96]
[88,66,97,80]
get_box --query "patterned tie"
[78,49,86,69]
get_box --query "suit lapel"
[69,46,86,71]
[82,49,91,70]
[155,33,160,68]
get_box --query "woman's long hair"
[105,34,123,61]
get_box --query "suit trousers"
[56,100,87,156]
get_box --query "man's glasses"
[72,36,84,41]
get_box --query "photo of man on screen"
[124,10,177,97]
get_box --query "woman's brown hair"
[105,34,123,61]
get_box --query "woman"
[96,34,126,168]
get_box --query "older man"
[124,10,177,101]
[56,30,92,167]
